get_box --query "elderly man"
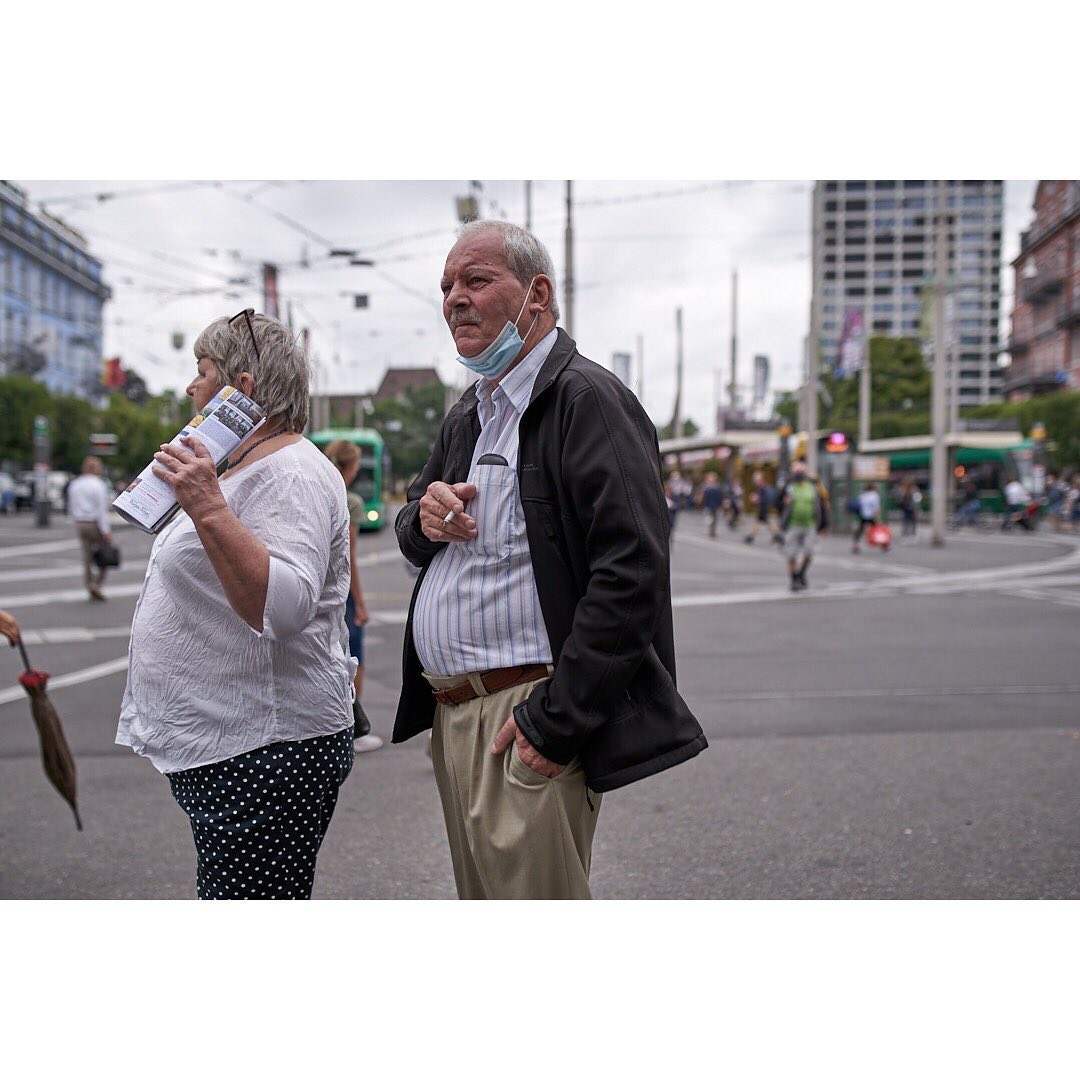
[67,456,113,601]
[393,221,707,900]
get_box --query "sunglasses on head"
[229,308,262,365]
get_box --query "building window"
[873,303,892,314]
[874,286,892,296]
[846,287,866,297]
[846,181,868,191]
[825,183,838,193]
[874,180,897,190]
[825,200,838,212]
[873,319,891,332]
[875,198,896,211]
[874,270,894,281]
[845,252,866,263]
[846,199,868,212]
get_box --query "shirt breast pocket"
[464,462,516,560]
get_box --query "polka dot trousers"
[168,728,354,900]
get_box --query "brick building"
[1005,180,1080,399]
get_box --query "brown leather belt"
[432,664,552,707]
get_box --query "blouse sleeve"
[236,463,341,641]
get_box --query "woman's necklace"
[222,429,285,475]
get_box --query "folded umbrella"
[12,638,83,831]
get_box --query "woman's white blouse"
[116,438,355,774]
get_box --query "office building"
[0,180,111,397]
[811,180,1004,407]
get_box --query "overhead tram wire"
[38,180,230,210]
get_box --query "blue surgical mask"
[454,278,538,380]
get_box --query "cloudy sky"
[24,179,1038,430]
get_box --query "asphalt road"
[1,506,1077,899]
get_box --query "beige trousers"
[75,521,105,592]
[425,671,601,900]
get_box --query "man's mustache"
[450,313,483,329]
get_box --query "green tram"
[308,427,389,531]
[883,438,1036,516]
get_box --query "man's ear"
[531,275,555,316]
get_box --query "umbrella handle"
[16,638,32,673]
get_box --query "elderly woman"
[116,309,355,900]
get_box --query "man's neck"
[488,319,556,388]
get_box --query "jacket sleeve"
[396,413,451,568]
[513,381,671,766]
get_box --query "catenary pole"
[931,181,950,547]
[564,180,574,337]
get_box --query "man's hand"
[491,717,563,779]
[0,608,20,646]
[419,481,478,542]
[151,436,227,523]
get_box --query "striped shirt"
[413,329,557,677]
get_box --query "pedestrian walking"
[724,477,743,530]
[1068,476,1080,534]
[1044,473,1067,533]
[852,483,881,553]
[779,460,829,591]
[744,471,780,545]
[324,440,383,754]
[701,471,723,538]
[115,310,355,900]
[1002,477,1032,531]
[899,478,919,538]
[957,479,981,529]
[67,456,113,601]
[394,221,707,900]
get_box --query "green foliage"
[98,393,177,479]
[1017,392,1080,471]
[656,418,701,440]
[0,372,192,477]
[0,375,54,465]
[370,382,449,488]
[52,395,96,471]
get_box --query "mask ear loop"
[514,277,540,341]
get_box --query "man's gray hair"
[193,313,311,432]
[457,220,560,321]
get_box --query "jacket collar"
[528,327,577,406]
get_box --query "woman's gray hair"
[457,220,560,321]
[193,313,311,432]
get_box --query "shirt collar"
[478,327,558,416]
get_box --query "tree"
[1018,392,1080,472]
[0,375,53,465]
[98,392,175,479]
[52,395,96,472]
[656,418,700,441]
[370,382,448,488]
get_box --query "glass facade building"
[0,180,111,398]
[811,180,1005,407]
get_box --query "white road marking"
[0,539,80,560]
[0,582,145,610]
[0,656,129,707]
[18,626,133,645]
[720,684,1080,702]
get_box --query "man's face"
[792,467,807,483]
[440,229,531,358]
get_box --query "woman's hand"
[151,436,227,523]
[0,608,20,646]
[352,598,369,627]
